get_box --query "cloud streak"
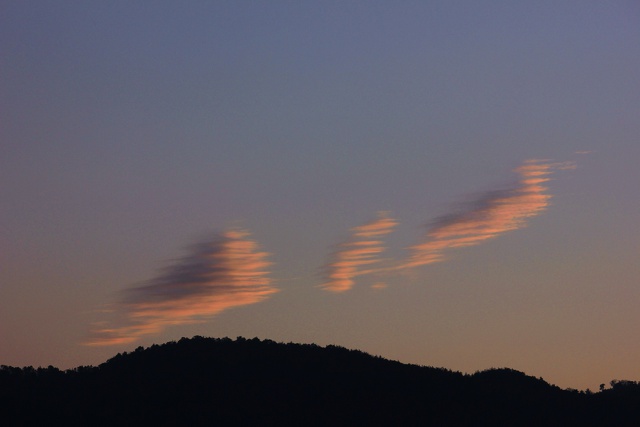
[86,229,277,346]
[86,158,575,337]
[318,159,575,291]
[402,159,575,268]
[321,212,398,293]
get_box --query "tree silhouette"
[1,337,639,426]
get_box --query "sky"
[1,1,639,391]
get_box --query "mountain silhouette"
[1,336,638,426]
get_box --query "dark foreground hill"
[1,337,639,426]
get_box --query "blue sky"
[2,1,639,390]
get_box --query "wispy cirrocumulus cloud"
[321,212,398,293]
[86,230,277,346]
[402,159,575,268]
[317,159,575,292]
[86,158,575,339]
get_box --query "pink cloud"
[402,160,575,269]
[85,230,277,346]
[321,213,398,293]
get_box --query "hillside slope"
[1,336,638,426]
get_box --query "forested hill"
[1,336,639,426]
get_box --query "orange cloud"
[402,160,575,269]
[85,230,277,346]
[318,159,575,293]
[371,282,388,290]
[321,212,398,293]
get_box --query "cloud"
[318,159,574,291]
[86,159,576,339]
[321,212,398,293]
[85,229,277,346]
[401,159,575,269]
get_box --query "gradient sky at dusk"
[2,1,639,391]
